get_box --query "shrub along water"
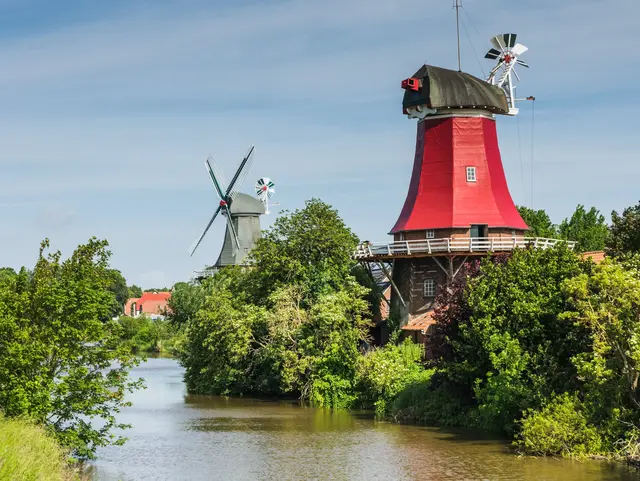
[117,314,184,355]
[178,199,429,410]
[389,246,640,461]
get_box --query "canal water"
[89,357,640,481]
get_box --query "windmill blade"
[223,204,240,250]
[230,163,253,201]
[226,221,239,254]
[205,157,227,200]
[485,48,501,60]
[228,147,255,201]
[189,204,222,256]
[210,156,229,195]
[225,145,255,199]
[512,43,528,56]
[513,67,521,82]
[503,33,517,48]
[490,35,506,52]
[516,59,530,68]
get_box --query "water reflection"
[90,357,640,481]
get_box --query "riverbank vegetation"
[0,238,145,469]
[390,246,640,460]
[116,315,184,355]
[2,197,640,471]
[176,198,640,464]
[0,415,83,480]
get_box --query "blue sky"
[0,0,638,288]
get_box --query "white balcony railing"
[354,237,575,259]
[192,268,219,279]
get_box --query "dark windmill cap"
[402,65,509,115]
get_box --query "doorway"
[470,224,488,250]
[470,224,488,238]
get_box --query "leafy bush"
[431,245,591,434]
[0,238,143,459]
[182,278,262,395]
[355,340,431,415]
[390,373,476,427]
[515,393,602,457]
[118,315,180,354]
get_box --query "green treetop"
[606,201,640,257]
[517,206,558,238]
[558,204,609,252]
[247,197,360,307]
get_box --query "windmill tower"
[355,34,573,347]
[190,146,276,276]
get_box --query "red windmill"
[356,34,573,347]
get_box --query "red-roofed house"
[124,291,171,319]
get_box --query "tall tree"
[166,281,205,327]
[0,238,144,459]
[517,206,558,238]
[106,269,129,318]
[558,204,609,252]
[606,201,640,257]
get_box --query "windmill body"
[356,33,574,350]
[214,193,265,267]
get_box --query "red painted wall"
[390,116,527,233]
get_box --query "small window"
[424,279,436,297]
[426,230,435,239]
[511,230,517,236]
[466,166,477,182]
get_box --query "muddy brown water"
[89,357,640,481]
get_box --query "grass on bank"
[0,415,81,481]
